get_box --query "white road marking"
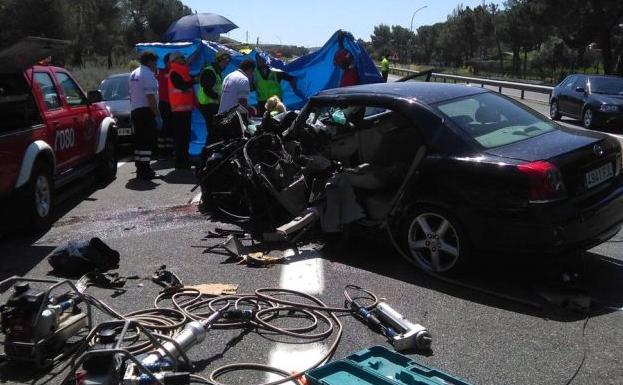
[279,249,324,295]
[267,248,325,383]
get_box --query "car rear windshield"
[99,75,129,101]
[590,77,623,95]
[434,92,556,149]
[0,73,42,133]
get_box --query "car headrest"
[475,106,500,124]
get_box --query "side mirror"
[87,90,103,103]
[575,87,586,94]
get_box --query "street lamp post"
[410,5,428,33]
[408,5,427,65]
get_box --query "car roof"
[569,74,622,80]
[315,82,488,105]
[587,75,623,80]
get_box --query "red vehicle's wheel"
[22,161,54,232]
[96,134,118,184]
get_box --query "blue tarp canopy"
[135,30,382,110]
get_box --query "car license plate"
[117,127,132,136]
[585,163,614,189]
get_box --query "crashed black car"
[199,82,623,276]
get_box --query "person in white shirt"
[129,51,162,180]
[218,60,256,115]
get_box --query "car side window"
[56,72,87,107]
[562,76,577,88]
[0,73,42,133]
[573,76,587,90]
[33,72,61,110]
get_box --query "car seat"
[364,145,427,221]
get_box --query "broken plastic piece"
[276,207,319,237]
[246,252,285,267]
[222,235,247,257]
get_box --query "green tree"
[370,24,392,58]
[415,24,440,64]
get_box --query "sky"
[183,0,494,47]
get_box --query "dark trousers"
[256,100,267,117]
[198,103,220,143]
[131,107,156,172]
[157,101,174,155]
[171,110,192,166]
[382,71,389,82]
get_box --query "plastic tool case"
[306,346,474,385]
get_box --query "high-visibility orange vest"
[168,63,195,112]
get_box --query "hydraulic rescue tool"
[0,277,92,368]
[350,300,432,352]
[68,305,228,385]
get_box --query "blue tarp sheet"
[135,31,382,155]
[136,30,381,110]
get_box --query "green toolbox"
[305,346,474,385]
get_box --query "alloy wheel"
[550,102,559,119]
[35,175,51,218]
[583,109,593,128]
[407,212,460,273]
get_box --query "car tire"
[95,134,117,184]
[582,107,595,129]
[549,100,562,120]
[22,160,54,232]
[397,206,470,276]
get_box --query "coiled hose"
[81,285,378,385]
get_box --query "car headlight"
[599,104,619,112]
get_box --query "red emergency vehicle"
[0,37,117,231]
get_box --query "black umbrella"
[163,13,238,42]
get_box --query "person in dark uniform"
[156,53,175,158]
[129,51,161,180]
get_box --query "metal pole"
[410,6,428,33]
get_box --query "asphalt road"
[1,95,623,385]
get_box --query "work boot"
[175,160,192,170]
[136,165,160,180]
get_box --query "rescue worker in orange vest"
[253,53,297,116]
[197,51,231,143]
[167,52,196,169]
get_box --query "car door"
[568,75,587,118]
[558,75,577,115]
[32,70,75,170]
[53,70,96,165]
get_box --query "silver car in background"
[98,73,133,144]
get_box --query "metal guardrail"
[379,65,554,100]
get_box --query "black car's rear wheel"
[399,206,470,276]
[550,100,561,120]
